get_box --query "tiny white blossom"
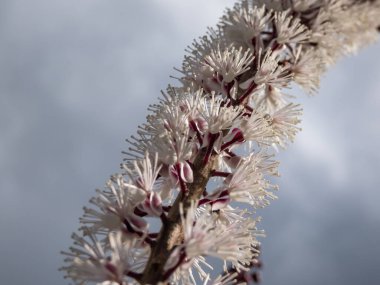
[221,3,272,50]
[268,103,302,147]
[166,203,260,284]
[205,45,254,83]
[221,152,278,207]
[238,109,273,143]
[61,231,148,285]
[80,174,147,235]
[240,49,292,90]
[199,94,244,134]
[251,84,292,111]
[292,47,322,94]
[123,153,161,193]
[274,10,310,44]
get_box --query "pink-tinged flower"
[205,46,254,84]
[216,152,279,208]
[137,191,163,217]
[221,3,272,50]
[125,99,195,168]
[251,84,292,112]
[80,174,148,235]
[169,161,194,185]
[122,153,165,216]
[268,103,302,148]
[199,94,244,134]
[198,45,255,99]
[273,10,310,44]
[123,153,162,193]
[145,100,190,137]
[61,231,148,285]
[240,49,293,89]
[221,109,272,149]
[292,46,322,94]
[165,203,260,284]
[179,29,226,92]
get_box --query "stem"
[189,120,203,145]
[126,270,143,281]
[140,148,216,284]
[211,170,230,177]
[162,250,187,281]
[237,81,258,105]
[203,133,220,165]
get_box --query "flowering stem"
[189,120,203,145]
[141,148,216,284]
[203,133,219,165]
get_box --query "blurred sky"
[0,1,379,284]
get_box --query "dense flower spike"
[62,0,380,284]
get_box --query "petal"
[168,164,179,185]
[149,192,163,216]
[211,196,230,211]
[179,161,194,183]
[127,213,148,231]
[195,117,208,133]
[224,155,244,169]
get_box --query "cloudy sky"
[0,1,379,284]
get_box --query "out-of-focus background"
[1,1,379,284]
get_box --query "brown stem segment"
[140,148,216,284]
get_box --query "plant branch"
[140,148,217,284]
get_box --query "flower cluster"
[61,0,380,284]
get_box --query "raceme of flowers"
[61,0,380,284]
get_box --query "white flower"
[199,94,243,134]
[183,204,260,269]
[251,84,292,111]
[166,203,260,284]
[122,153,165,216]
[240,49,292,90]
[237,109,273,144]
[292,47,322,94]
[274,10,310,44]
[123,152,161,193]
[181,43,255,99]
[221,152,278,207]
[221,3,272,50]
[125,97,195,169]
[175,88,206,122]
[180,29,226,91]
[219,109,273,151]
[205,45,254,83]
[144,99,190,137]
[268,103,302,148]
[127,125,194,172]
[61,231,148,285]
[80,174,148,235]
